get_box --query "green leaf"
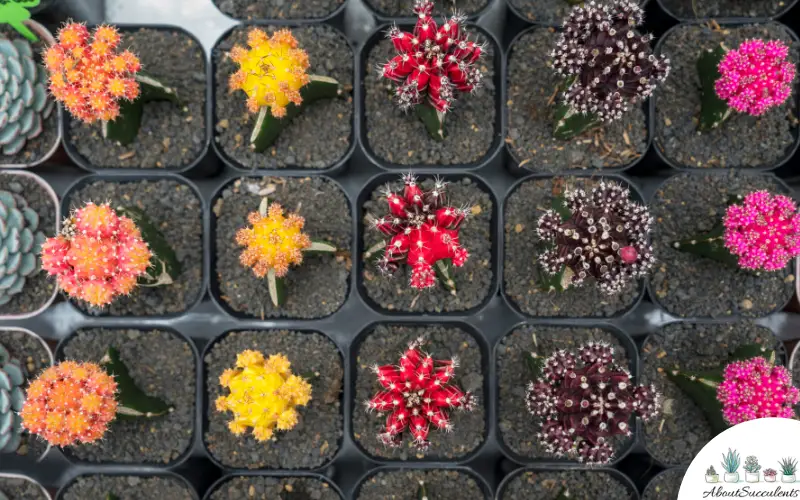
[305,240,337,253]
[417,481,428,500]
[553,102,602,140]
[416,102,445,141]
[102,72,180,146]
[101,347,172,420]
[698,44,733,132]
[525,351,545,379]
[671,224,740,268]
[106,494,119,500]
[434,259,456,293]
[115,206,181,287]
[556,488,571,500]
[534,263,572,293]
[550,195,572,220]
[267,269,287,307]
[251,75,341,153]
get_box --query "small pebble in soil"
[68,28,207,170]
[497,325,634,461]
[641,322,778,466]
[214,176,351,318]
[209,476,341,500]
[650,172,794,318]
[504,177,643,317]
[642,467,687,500]
[361,177,493,313]
[654,23,797,169]
[353,324,486,460]
[204,330,343,469]
[60,475,195,500]
[357,469,486,499]
[500,470,635,500]
[60,328,196,464]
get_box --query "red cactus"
[372,174,469,290]
[380,0,484,113]
[365,337,475,451]
[40,202,151,307]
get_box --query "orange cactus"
[40,202,152,307]
[45,23,141,123]
[20,361,118,446]
[236,202,311,278]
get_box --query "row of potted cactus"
[707,452,798,483]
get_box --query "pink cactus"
[723,190,800,271]
[372,174,469,290]
[715,39,796,116]
[380,0,484,113]
[717,356,800,426]
[364,337,475,451]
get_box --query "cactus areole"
[526,342,662,464]
[379,0,485,140]
[371,174,470,292]
[365,337,475,452]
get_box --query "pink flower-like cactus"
[380,0,484,113]
[717,356,800,426]
[723,190,800,271]
[715,39,796,116]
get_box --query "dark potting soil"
[507,29,647,172]
[660,0,790,18]
[204,330,344,469]
[213,0,343,20]
[0,329,51,461]
[497,325,634,461]
[654,23,798,169]
[64,179,204,316]
[508,0,596,24]
[60,329,196,464]
[650,173,795,318]
[364,0,488,17]
[357,469,486,500]
[640,322,778,466]
[364,35,496,166]
[361,177,493,313]
[213,25,353,170]
[500,470,634,500]
[0,25,59,168]
[642,468,687,500]
[352,324,485,460]
[0,174,56,317]
[213,176,351,319]
[0,477,47,500]
[60,475,195,500]
[67,28,207,170]
[209,476,340,500]
[504,177,643,317]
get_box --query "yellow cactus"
[236,202,311,278]
[228,28,311,118]
[215,350,312,442]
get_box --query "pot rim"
[0,472,53,500]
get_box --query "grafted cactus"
[0,37,54,156]
[0,189,46,306]
[0,342,25,453]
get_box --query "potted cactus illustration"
[780,458,798,483]
[364,336,475,452]
[40,201,180,309]
[378,0,485,140]
[534,180,656,294]
[235,197,337,308]
[525,341,662,464]
[215,350,312,442]
[45,23,180,146]
[722,449,741,483]
[706,466,719,483]
[228,28,343,153]
[698,39,795,131]
[672,190,800,273]
[548,0,669,140]
[667,344,799,438]
[744,456,761,483]
[367,174,470,293]
[765,469,778,483]
[20,351,172,447]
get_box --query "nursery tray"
[3,0,800,499]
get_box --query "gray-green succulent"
[0,36,54,156]
[0,341,25,453]
[0,189,45,306]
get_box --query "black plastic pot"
[352,465,493,499]
[209,0,348,24]
[361,0,497,22]
[506,0,652,26]
[60,24,212,175]
[209,22,356,175]
[358,23,504,171]
[651,20,800,172]
[54,471,200,500]
[202,472,345,500]
[494,465,641,500]
[656,0,799,23]
[640,466,688,500]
